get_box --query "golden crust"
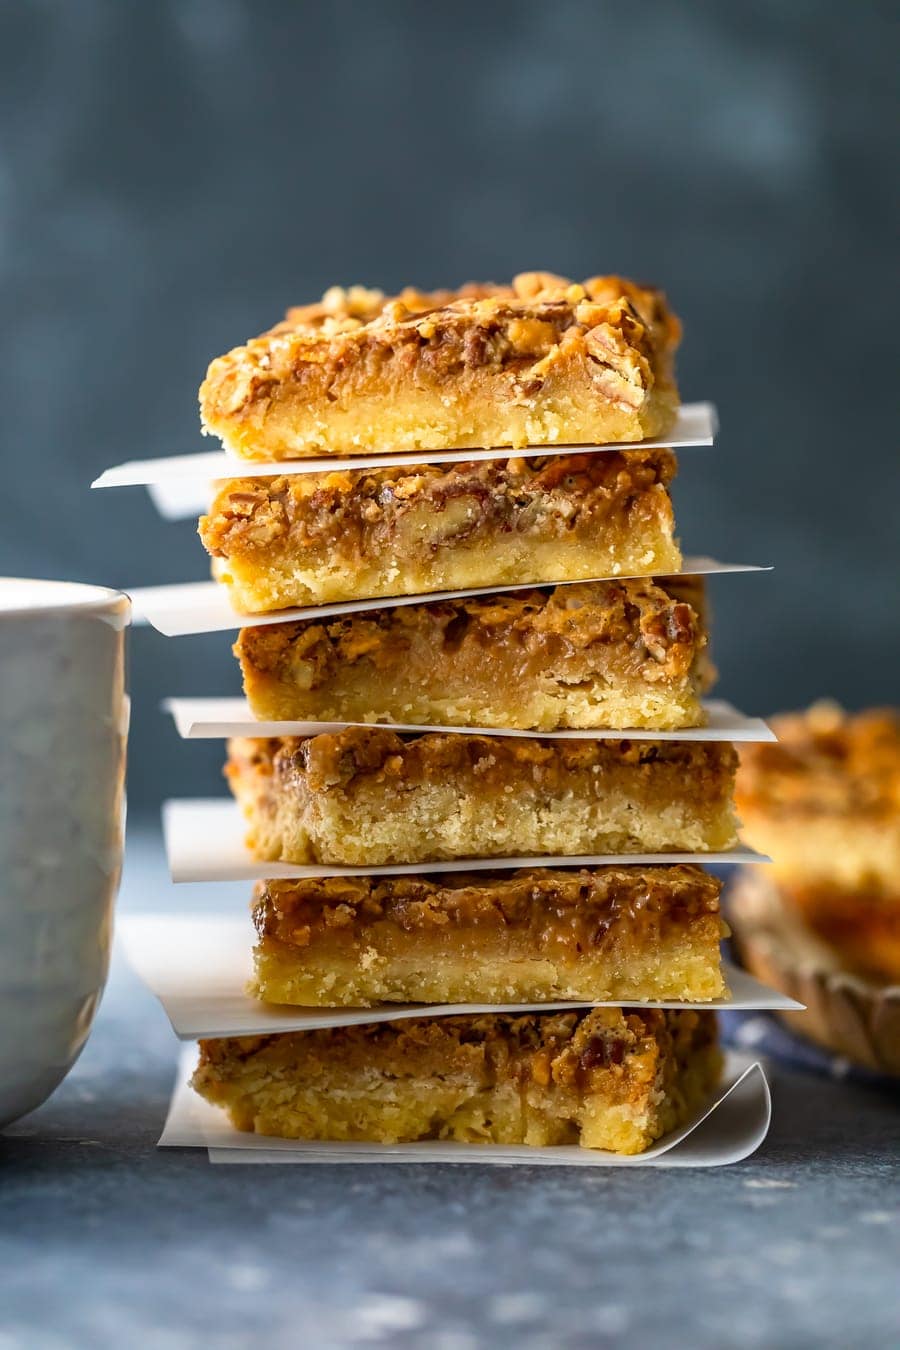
[192,1007,720,1153]
[199,273,681,459]
[234,577,711,730]
[225,728,739,865]
[199,450,681,612]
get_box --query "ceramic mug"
[0,579,130,1128]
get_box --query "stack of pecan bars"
[189,273,739,1156]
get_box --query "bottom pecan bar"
[192,1008,722,1154]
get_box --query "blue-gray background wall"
[1,0,897,812]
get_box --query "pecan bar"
[251,865,727,1006]
[737,702,900,897]
[235,577,711,731]
[192,1008,721,1154]
[199,273,681,460]
[199,450,681,613]
[737,702,900,981]
[225,729,738,866]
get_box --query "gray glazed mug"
[0,579,129,1127]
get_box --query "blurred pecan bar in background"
[199,273,681,460]
[192,1008,721,1154]
[250,865,727,1007]
[737,702,900,982]
[199,451,682,612]
[225,729,738,866]
[235,578,712,731]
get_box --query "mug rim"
[0,578,132,621]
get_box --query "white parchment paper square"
[159,1044,770,1168]
[163,695,776,744]
[118,913,804,1041]
[128,557,771,637]
[93,401,718,497]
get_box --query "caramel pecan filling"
[252,866,721,949]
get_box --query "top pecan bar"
[199,272,681,460]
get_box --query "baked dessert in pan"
[199,450,682,613]
[234,577,712,732]
[729,869,900,1076]
[192,1007,721,1154]
[737,703,900,983]
[199,273,681,461]
[250,865,727,1007]
[225,728,739,866]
